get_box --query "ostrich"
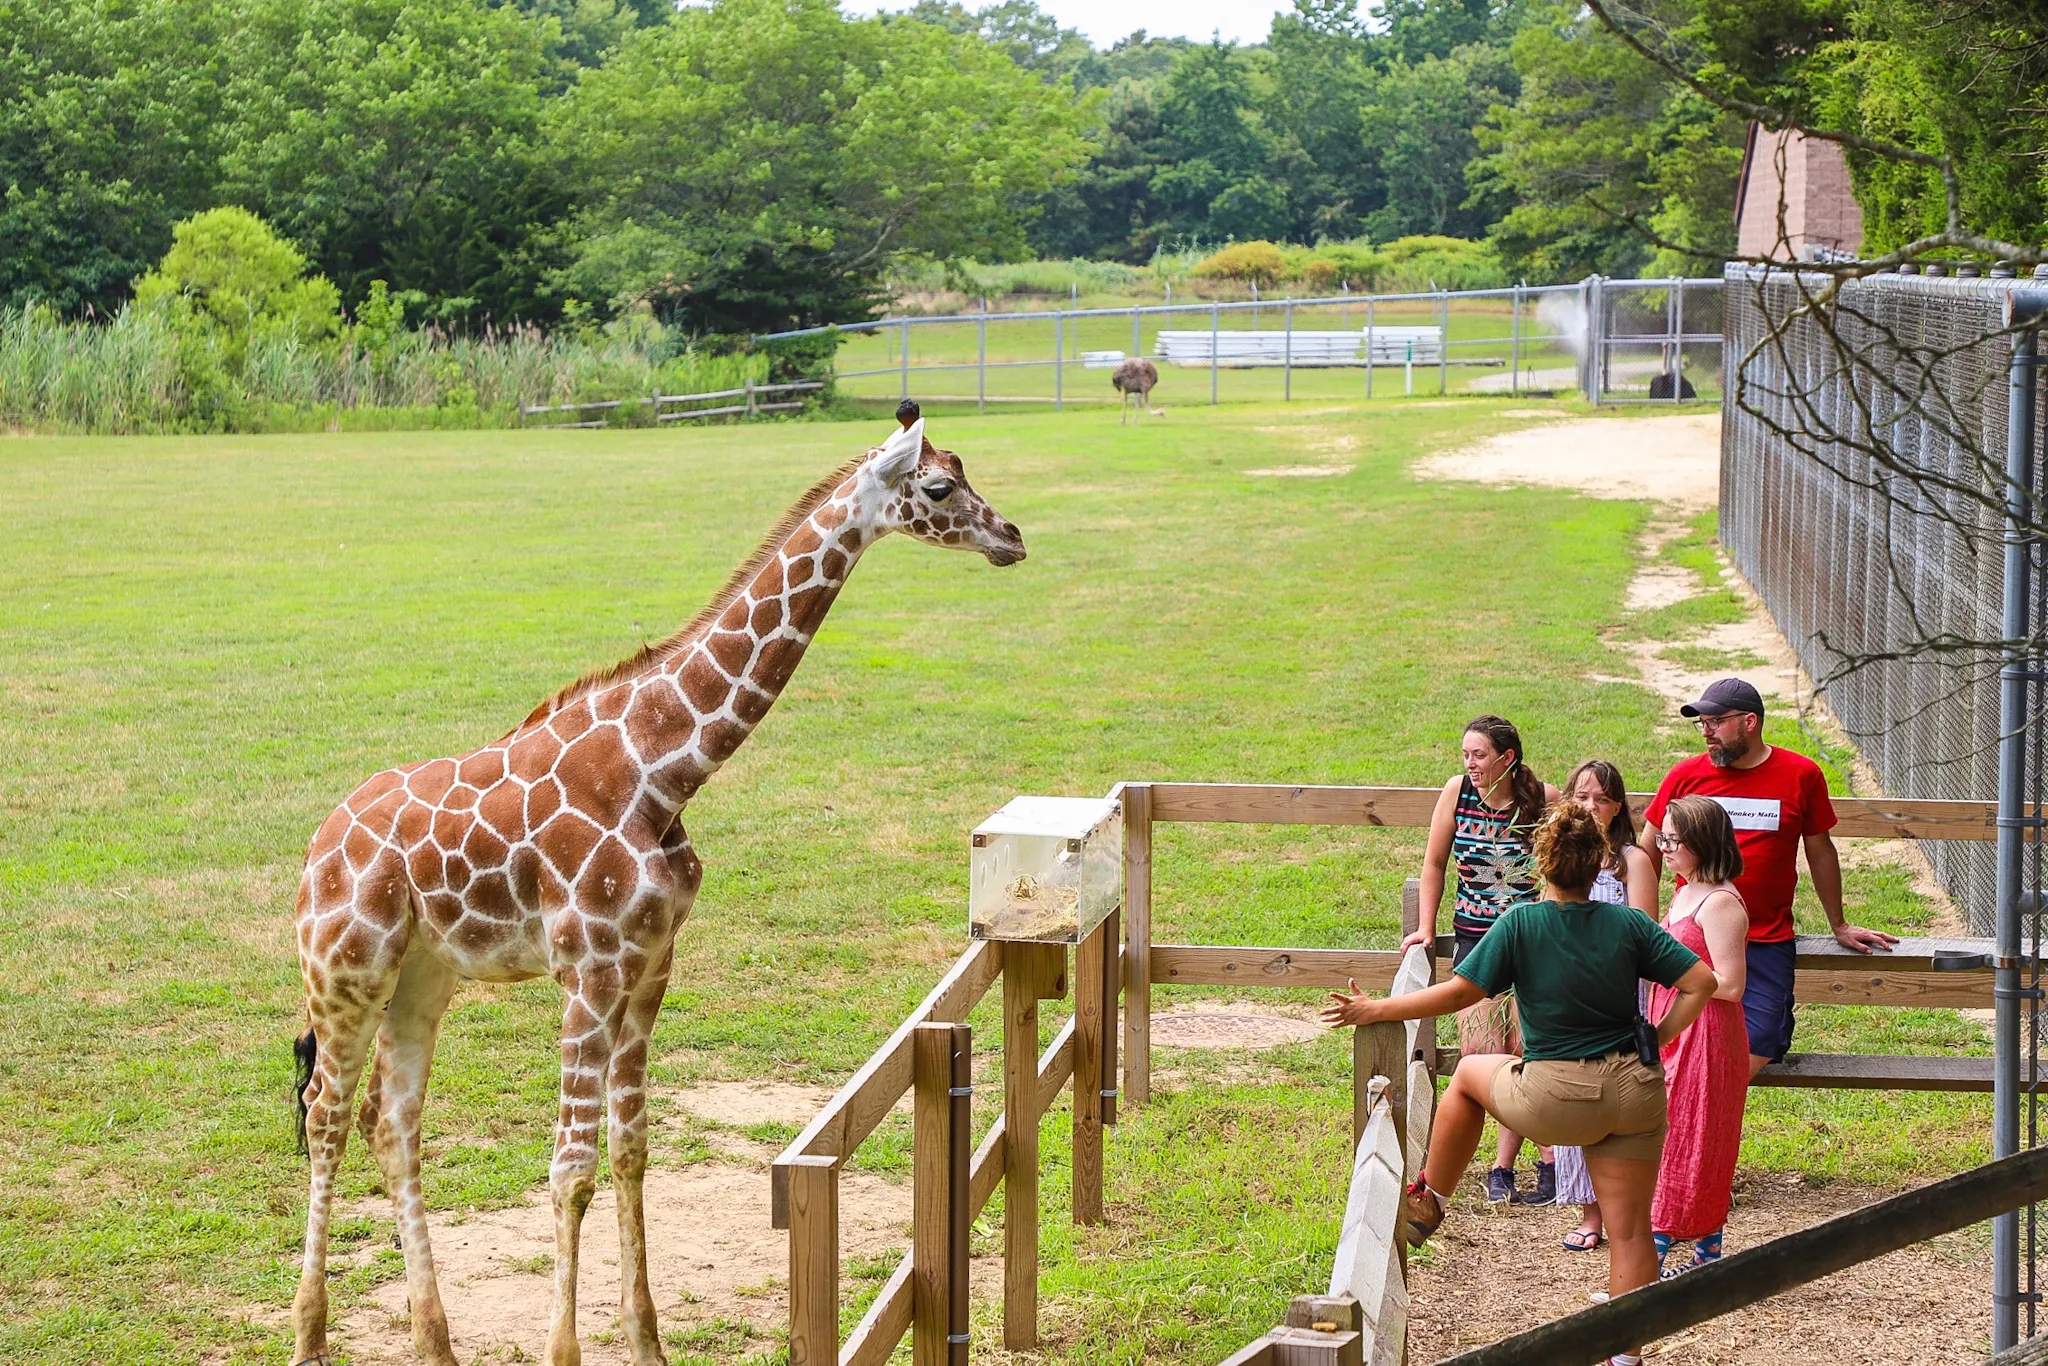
[1112,357,1162,424]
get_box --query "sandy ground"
[334,1082,906,1365]
[1414,413,1722,513]
[1408,1175,1993,1363]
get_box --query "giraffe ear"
[871,417,925,484]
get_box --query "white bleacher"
[1080,350,1127,369]
[1154,327,1441,367]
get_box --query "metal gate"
[1589,275,1726,403]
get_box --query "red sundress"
[1647,908,1750,1238]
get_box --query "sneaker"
[1521,1160,1557,1206]
[1486,1166,1517,1204]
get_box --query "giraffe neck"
[631,476,872,809]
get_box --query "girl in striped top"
[1401,714,1559,1203]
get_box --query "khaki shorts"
[1488,1053,1668,1163]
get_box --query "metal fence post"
[977,300,987,415]
[1585,276,1604,405]
[1131,305,1140,363]
[1995,292,2047,1353]
[900,319,910,402]
[1054,311,1063,412]
[1511,284,1522,397]
[1673,277,1687,403]
[1284,297,1293,402]
[1438,290,1450,395]
[1196,301,1212,403]
[1366,297,1375,400]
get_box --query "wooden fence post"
[786,1155,838,1366]
[1360,1021,1407,1158]
[913,1022,969,1366]
[1122,783,1152,1109]
[1004,941,1065,1351]
[1074,914,1109,1224]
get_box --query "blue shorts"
[1742,938,1798,1062]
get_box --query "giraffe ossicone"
[290,415,1025,1366]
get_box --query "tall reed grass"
[0,306,770,434]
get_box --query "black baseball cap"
[1680,678,1765,719]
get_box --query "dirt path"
[1408,1174,1992,1363]
[335,1083,907,1365]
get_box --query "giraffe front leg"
[609,943,675,1366]
[358,947,460,1366]
[546,972,617,1366]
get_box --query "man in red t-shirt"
[1641,679,1897,1075]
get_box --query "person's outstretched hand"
[1321,978,1383,1029]
[1833,922,1900,954]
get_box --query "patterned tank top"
[1451,774,1540,938]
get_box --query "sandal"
[1561,1228,1604,1252]
[1401,1177,1447,1247]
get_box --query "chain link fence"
[1720,263,2044,928]
[755,277,1722,410]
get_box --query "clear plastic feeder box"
[970,795,1124,943]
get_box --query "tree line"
[4,0,2043,341]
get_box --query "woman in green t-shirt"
[1324,800,1719,1366]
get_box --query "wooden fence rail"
[517,379,824,428]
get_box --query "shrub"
[132,208,343,373]
[1192,241,1289,289]
[1373,236,1507,292]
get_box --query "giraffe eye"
[920,480,955,502]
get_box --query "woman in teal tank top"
[1398,714,1558,1203]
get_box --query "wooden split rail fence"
[518,380,823,429]
[774,781,2018,1366]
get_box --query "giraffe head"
[860,417,1026,566]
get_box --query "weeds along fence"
[753,276,1723,411]
[775,780,2007,1366]
[0,304,769,433]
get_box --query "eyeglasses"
[1693,713,1749,733]
[1653,833,1684,851]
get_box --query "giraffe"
[289,409,1025,1366]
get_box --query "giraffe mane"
[515,453,869,730]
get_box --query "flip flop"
[1561,1229,1604,1252]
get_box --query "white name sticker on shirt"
[1709,796,1782,832]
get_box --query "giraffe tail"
[292,1019,318,1157]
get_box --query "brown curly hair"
[1533,798,1609,895]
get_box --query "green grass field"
[0,400,1975,1364]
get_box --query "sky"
[842,0,1297,46]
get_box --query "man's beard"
[1707,734,1752,768]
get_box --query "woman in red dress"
[1647,795,1751,1273]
